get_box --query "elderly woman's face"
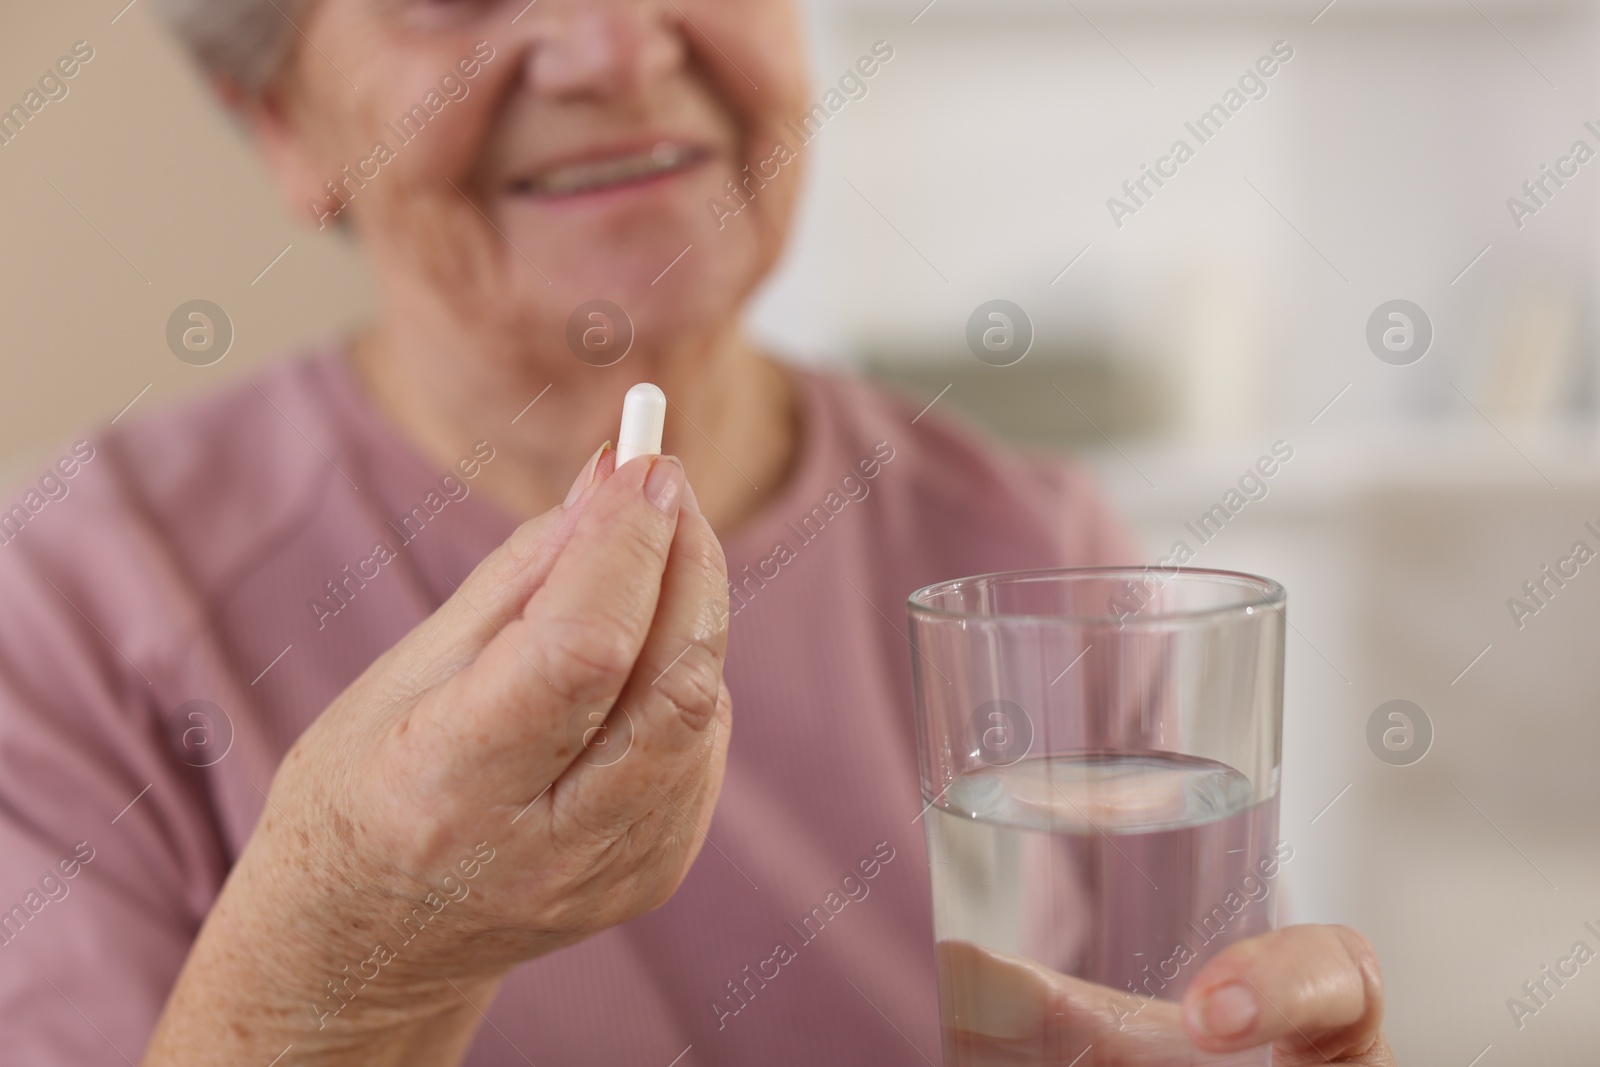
[268,0,808,365]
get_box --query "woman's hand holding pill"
[145,394,732,1065]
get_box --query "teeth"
[527,142,692,196]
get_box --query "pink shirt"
[0,348,1137,1064]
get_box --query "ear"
[231,79,343,229]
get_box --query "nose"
[525,2,685,99]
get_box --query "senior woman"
[0,1,1395,1064]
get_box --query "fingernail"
[1198,983,1258,1038]
[644,456,685,514]
[680,473,701,513]
[564,442,611,509]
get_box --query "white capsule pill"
[616,382,667,466]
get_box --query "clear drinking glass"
[907,567,1287,1067]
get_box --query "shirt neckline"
[311,342,840,571]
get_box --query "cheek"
[677,0,811,138]
[368,81,501,188]
[294,10,505,186]
[326,65,514,251]
[700,8,811,257]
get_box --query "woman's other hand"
[939,924,1396,1065]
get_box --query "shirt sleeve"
[0,529,228,1064]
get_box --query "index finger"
[415,453,687,798]
[359,442,615,701]
[552,466,730,834]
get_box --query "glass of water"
[907,567,1287,1066]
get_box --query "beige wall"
[0,4,371,481]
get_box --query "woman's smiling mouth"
[508,141,712,199]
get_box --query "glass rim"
[905,566,1286,626]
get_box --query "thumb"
[1181,924,1387,1062]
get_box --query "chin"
[556,246,758,355]
[509,175,775,350]
[388,148,795,373]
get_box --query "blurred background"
[5,0,1600,1062]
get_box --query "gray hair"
[151,0,310,95]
